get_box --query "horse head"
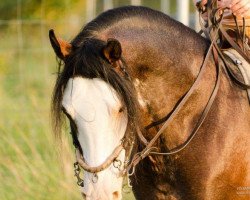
[49,4,250,199]
[50,30,139,200]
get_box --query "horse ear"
[49,29,72,60]
[103,38,122,64]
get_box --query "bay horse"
[50,6,250,200]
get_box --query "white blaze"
[62,77,127,200]
[134,78,148,108]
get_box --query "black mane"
[52,36,139,137]
[71,6,203,47]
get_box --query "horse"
[49,6,250,200]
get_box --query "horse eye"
[118,107,124,113]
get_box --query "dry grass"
[0,62,82,199]
[0,22,134,199]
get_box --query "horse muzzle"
[81,190,122,200]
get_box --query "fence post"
[86,0,96,22]
[104,0,113,10]
[194,11,200,31]
[177,0,189,26]
[131,0,141,5]
[161,0,170,14]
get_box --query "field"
[0,24,78,199]
[0,24,135,200]
[0,1,138,198]
[0,1,196,199]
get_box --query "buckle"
[196,1,208,14]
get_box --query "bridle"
[70,32,220,187]
[63,103,135,187]
[68,0,250,189]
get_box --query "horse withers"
[50,6,250,200]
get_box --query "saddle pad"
[223,49,250,103]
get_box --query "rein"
[125,13,223,174]
[73,10,223,184]
[70,0,250,188]
[126,1,250,175]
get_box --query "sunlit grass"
[0,61,82,199]
[0,28,135,200]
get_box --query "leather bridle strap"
[76,144,124,173]
[126,29,222,173]
[143,6,217,132]
[125,2,224,172]
[125,2,250,176]
[134,47,220,161]
[198,7,250,90]
[214,39,250,90]
[220,26,250,64]
[136,125,148,145]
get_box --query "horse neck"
[98,17,210,89]
[98,20,215,149]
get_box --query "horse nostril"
[112,191,120,199]
[81,192,86,199]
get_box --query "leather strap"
[127,29,222,173]
[215,43,250,89]
[76,144,124,173]
[220,26,250,63]
[126,2,227,173]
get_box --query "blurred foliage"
[0,0,69,20]
[0,0,196,21]
[0,0,18,20]
[0,1,196,199]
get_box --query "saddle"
[224,49,250,102]
[220,26,250,53]
[197,0,250,103]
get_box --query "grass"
[0,41,82,199]
[0,20,134,200]
[0,45,135,200]
[0,1,196,199]
[0,63,134,200]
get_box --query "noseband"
[68,60,136,187]
[75,144,124,174]
[71,124,135,187]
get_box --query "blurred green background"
[0,0,196,199]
